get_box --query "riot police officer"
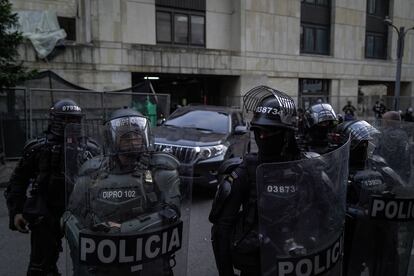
[63,107,183,275]
[300,103,339,154]
[209,86,301,276]
[4,98,98,276]
[337,120,403,276]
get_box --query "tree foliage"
[0,0,36,89]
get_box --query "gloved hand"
[159,207,179,223]
[284,238,306,256]
[14,213,29,233]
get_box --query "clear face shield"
[346,121,380,167]
[105,116,153,157]
[52,114,84,136]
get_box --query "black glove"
[159,207,179,223]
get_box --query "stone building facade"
[11,0,414,112]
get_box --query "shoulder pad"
[85,137,101,155]
[79,156,105,176]
[380,166,406,187]
[209,177,232,223]
[218,157,243,175]
[370,155,387,166]
[23,137,46,154]
[302,151,321,159]
[150,152,180,170]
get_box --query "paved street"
[0,188,218,276]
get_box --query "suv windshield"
[165,110,229,134]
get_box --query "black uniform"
[344,157,401,276]
[63,107,183,276]
[4,133,98,275]
[338,120,402,276]
[4,99,98,276]
[209,86,301,276]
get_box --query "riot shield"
[344,120,414,276]
[63,122,192,276]
[256,139,350,276]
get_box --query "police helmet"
[245,86,296,130]
[104,107,153,156]
[49,98,83,136]
[336,120,379,149]
[304,103,338,129]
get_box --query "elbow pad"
[209,174,235,223]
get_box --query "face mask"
[307,125,332,145]
[254,128,287,162]
[350,141,368,169]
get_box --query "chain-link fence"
[0,88,170,159]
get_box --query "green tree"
[0,0,35,89]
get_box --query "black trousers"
[27,214,63,276]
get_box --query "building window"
[299,79,330,109]
[174,14,188,44]
[365,33,386,58]
[156,7,205,47]
[365,0,389,59]
[57,17,76,41]
[301,24,330,54]
[367,0,376,14]
[156,12,171,42]
[191,15,205,45]
[300,0,331,55]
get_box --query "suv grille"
[154,143,198,163]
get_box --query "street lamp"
[384,17,414,111]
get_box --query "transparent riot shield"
[344,120,414,276]
[256,139,350,276]
[63,122,192,276]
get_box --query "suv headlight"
[196,145,228,160]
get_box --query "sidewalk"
[0,161,17,188]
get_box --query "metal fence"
[1,87,413,159]
[224,94,414,119]
[0,88,170,159]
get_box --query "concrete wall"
[206,0,241,51]
[121,0,156,45]
[332,0,366,60]
[10,0,414,98]
[244,0,300,55]
[11,0,77,16]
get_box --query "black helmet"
[336,120,379,149]
[49,98,83,136]
[304,103,338,129]
[104,107,153,156]
[243,86,296,130]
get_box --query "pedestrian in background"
[403,107,414,122]
[342,101,357,118]
[372,100,387,119]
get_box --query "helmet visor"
[346,121,380,149]
[106,116,152,155]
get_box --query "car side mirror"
[234,125,248,134]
